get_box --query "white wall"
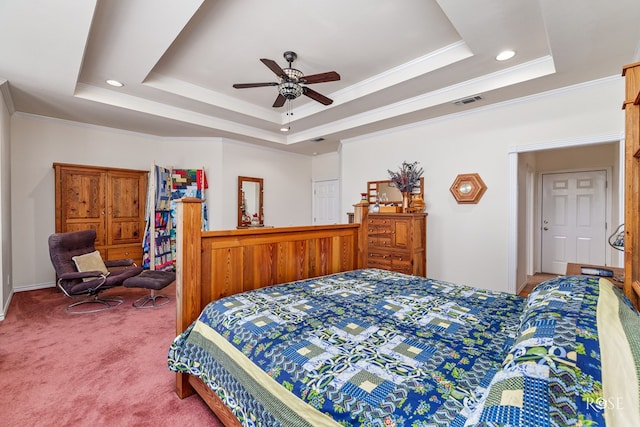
[340,76,625,292]
[221,141,312,228]
[312,152,340,182]
[0,81,12,320]
[10,115,313,291]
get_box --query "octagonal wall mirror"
[238,176,264,227]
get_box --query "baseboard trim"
[516,280,527,295]
[1,289,14,321]
[14,282,56,292]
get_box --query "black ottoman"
[123,270,175,308]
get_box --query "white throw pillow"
[72,250,109,281]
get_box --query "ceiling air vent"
[311,137,325,142]
[453,95,483,106]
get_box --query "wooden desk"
[565,263,624,288]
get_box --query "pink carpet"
[0,283,223,426]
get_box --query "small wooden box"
[379,206,402,213]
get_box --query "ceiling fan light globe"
[283,68,303,82]
[278,82,303,99]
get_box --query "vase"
[402,192,411,212]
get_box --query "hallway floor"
[518,273,560,296]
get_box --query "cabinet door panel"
[63,173,104,219]
[110,222,143,244]
[107,172,147,245]
[392,219,411,249]
[64,222,106,245]
[58,168,107,246]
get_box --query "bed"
[169,266,639,426]
[169,62,640,426]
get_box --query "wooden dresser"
[53,163,148,266]
[364,212,427,276]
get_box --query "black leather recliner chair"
[48,229,143,313]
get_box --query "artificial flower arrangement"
[388,161,424,193]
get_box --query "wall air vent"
[453,95,483,106]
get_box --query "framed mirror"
[367,177,424,205]
[449,173,487,204]
[238,176,264,227]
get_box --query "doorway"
[508,138,622,294]
[312,179,340,225]
[540,170,607,274]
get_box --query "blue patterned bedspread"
[169,269,636,426]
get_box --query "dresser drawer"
[367,217,392,227]
[367,225,392,236]
[390,259,413,274]
[106,245,143,264]
[367,252,412,273]
[368,236,392,248]
[367,252,392,270]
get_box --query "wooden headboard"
[623,62,640,310]
[173,198,364,401]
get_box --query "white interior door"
[541,170,607,274]
[312,179,340,225]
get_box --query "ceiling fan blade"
[303,87,333,105]
[233,82,278,89]
[272,94,286,108]
[260,58,286,79]
[300,71,340,84]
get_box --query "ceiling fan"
[233,51,340,107]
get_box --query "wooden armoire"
[53,163,148,266]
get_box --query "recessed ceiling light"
[496,50,516,61]
[106,79,124,87]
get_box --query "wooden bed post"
[623,62,640,310]
[174,197,203,398]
